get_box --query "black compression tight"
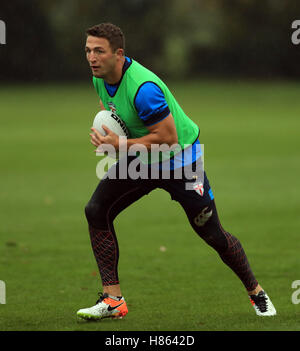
[85,192,258,292]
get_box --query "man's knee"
[85,201,107,229]
[200,228,229,252]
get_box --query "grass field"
[0,80,300,331]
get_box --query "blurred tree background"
[0,0,299,82]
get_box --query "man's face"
[85,36,118,79]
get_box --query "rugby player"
[77,23,276,320]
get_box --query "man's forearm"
[120,132,162,151]
[119,130,179,152]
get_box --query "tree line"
[1,0,299,82]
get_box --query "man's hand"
[90,125,120,151]
[90,98,120,151]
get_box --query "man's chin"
[91,69,103,78]
[92,73,103,78]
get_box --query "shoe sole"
[254,309,277,317]
[77,312,125,321]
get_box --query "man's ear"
[116,48,124,58]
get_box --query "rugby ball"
[92,110,129,137]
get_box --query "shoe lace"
[95,292,109,304]
[251,292,267,312]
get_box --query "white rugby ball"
[92,110,129,137]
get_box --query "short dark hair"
[86,23,125,52]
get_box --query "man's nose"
[88,52,97,63]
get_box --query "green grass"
[0,80,300,331]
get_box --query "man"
[77,23,276,320]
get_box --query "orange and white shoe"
[77,293,128,320]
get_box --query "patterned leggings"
[84,158,258,292]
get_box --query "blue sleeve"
[134,82,170,126]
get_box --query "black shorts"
[88,155,214,226]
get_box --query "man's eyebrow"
[85,46,105,50]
